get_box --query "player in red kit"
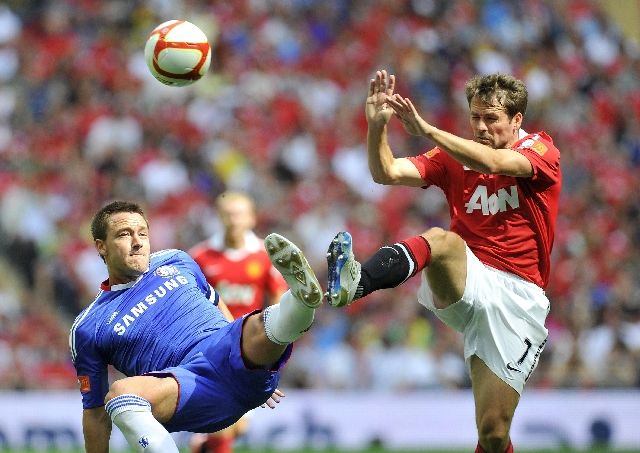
[190,192,286,319]
[189,191,286,453]
[327,70,561,453]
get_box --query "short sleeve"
[175,250,220,302]
[514,132,560,187]
[70,320,109,409]
[207,284,220,305]
[406,147,449,189]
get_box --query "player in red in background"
[189,191,287,453]
[326,70,561,453]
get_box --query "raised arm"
[365,70,424,187]
[386,93,533,177]
[83,407,112,453]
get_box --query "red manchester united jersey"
[407,131,561,289]
[190,232,287,319]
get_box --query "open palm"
[386,94,427,136]
[365,70,396,126]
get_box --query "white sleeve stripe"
[69,291,102,362]
[208,284,219,306]
[394,243,415,282]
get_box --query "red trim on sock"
[475,440,513,453]
[400,235,432,275]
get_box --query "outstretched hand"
[261,388,285,409]
[365,69,396,126]
[386,94,428,136]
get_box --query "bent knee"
[423,227,465,261]
[243,312,266,338]
[105,379,131,403]
[104,376,179,421]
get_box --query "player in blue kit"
[69,201,323,453]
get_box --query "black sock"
[355,244,414,299]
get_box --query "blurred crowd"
[0,0,638,392]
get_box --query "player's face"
[469,97,522,149]
[219,198,256,238]
[97,212,150,285]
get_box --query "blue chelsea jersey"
[69,249,228,409]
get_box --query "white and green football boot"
[264,233,322,308]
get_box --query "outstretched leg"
[326,231,432,307]
[240,233,322,368]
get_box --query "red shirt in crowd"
[190,232,287,319]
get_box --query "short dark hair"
[464,74,527,119]
[91,201,148,241]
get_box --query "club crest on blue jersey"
[155,265,180,278]
[138,436,150,448]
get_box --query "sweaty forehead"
[108,212,148,231]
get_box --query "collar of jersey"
[207,230,262,258]
[101,271,147,291]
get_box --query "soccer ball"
[144,20,211,87]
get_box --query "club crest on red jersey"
[518,136,547,156]
[425,147,440,158]
[246,261,263,279]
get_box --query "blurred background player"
[189,191,287,453]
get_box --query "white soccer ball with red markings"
[144,20,211,87]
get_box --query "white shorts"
[417,245,550,394]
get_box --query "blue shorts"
[149,314,292,433]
